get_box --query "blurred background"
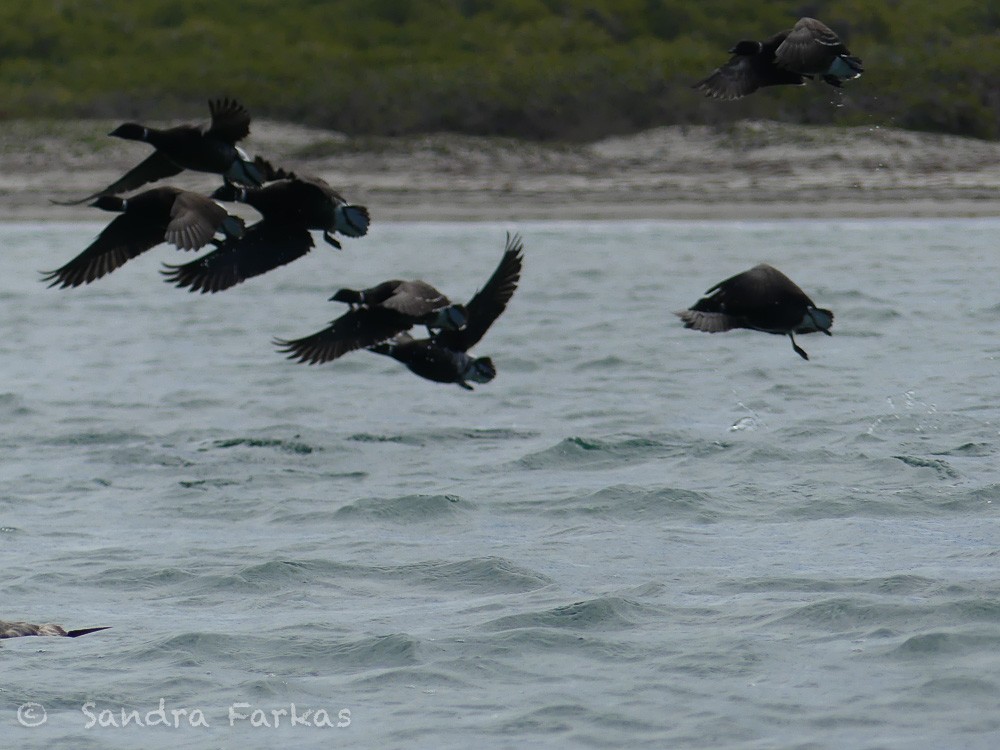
[2,0,998,140]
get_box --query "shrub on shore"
[0,0,997,140]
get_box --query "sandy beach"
[4,118,1000,222]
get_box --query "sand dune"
[5,118,1000,221]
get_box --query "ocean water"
[3,218,1000,749]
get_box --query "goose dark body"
[676,263,833,360]
[369,335,497,391]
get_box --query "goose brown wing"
[775,18,844,73]
[51,151,184,206]
[674,308,740,333]
[436,233,523,351]
[381,280,451,317]
[206,97,251,143]
[0,621,52,638]
[275,308,412,364]
[166,191,235,251]
[41,211,167,288]
[161,220,313,293]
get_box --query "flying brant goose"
[54,98,263,205]
[1,620,109,639]
[694,17,863,100]
[212,163,370,249]
[274,279,467,365]
[160,165,369,293]
[368,334,497,390]
[41,186,244,288]
[368,233,523,389]
[676,263,833,360]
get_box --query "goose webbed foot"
[323,231,342,250]
[789,333,809,361]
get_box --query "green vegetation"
[1,0,998,140]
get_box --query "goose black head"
[467,356,496,384]
[108,123,149,141]
[729,40,763,55]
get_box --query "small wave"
[931,442,995,457]
[349,428,538,445]
[178,478,243,489]
[766,597,909,632]
[892,455,959,479]
[383,557,552,594]
[514,435,677,470]
[893,630,1000,657]
[491,702,629,736]
[47,430,139,447]
[722,574,939,596]
[424,427,540,442]
[96,566,201,591]
[484,596,655,632]
[324,633,421,670]
[348,666,472,690]
[0,392,35,418]
[346,433,424,445]
[916,675,999,696]
[544,484,717,522]
[209,437,316,455]
[334,493,473,521]
[574,355,630,371]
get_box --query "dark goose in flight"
[42,186,244,288]
[161,171,369,293]
[275,279,467,365]
[694,17,862,100]
[54,98,263,205]
[676,263,833,360]
[212,171,370,249]
[369,233,524,389]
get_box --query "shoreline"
[3,119,1000,222]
